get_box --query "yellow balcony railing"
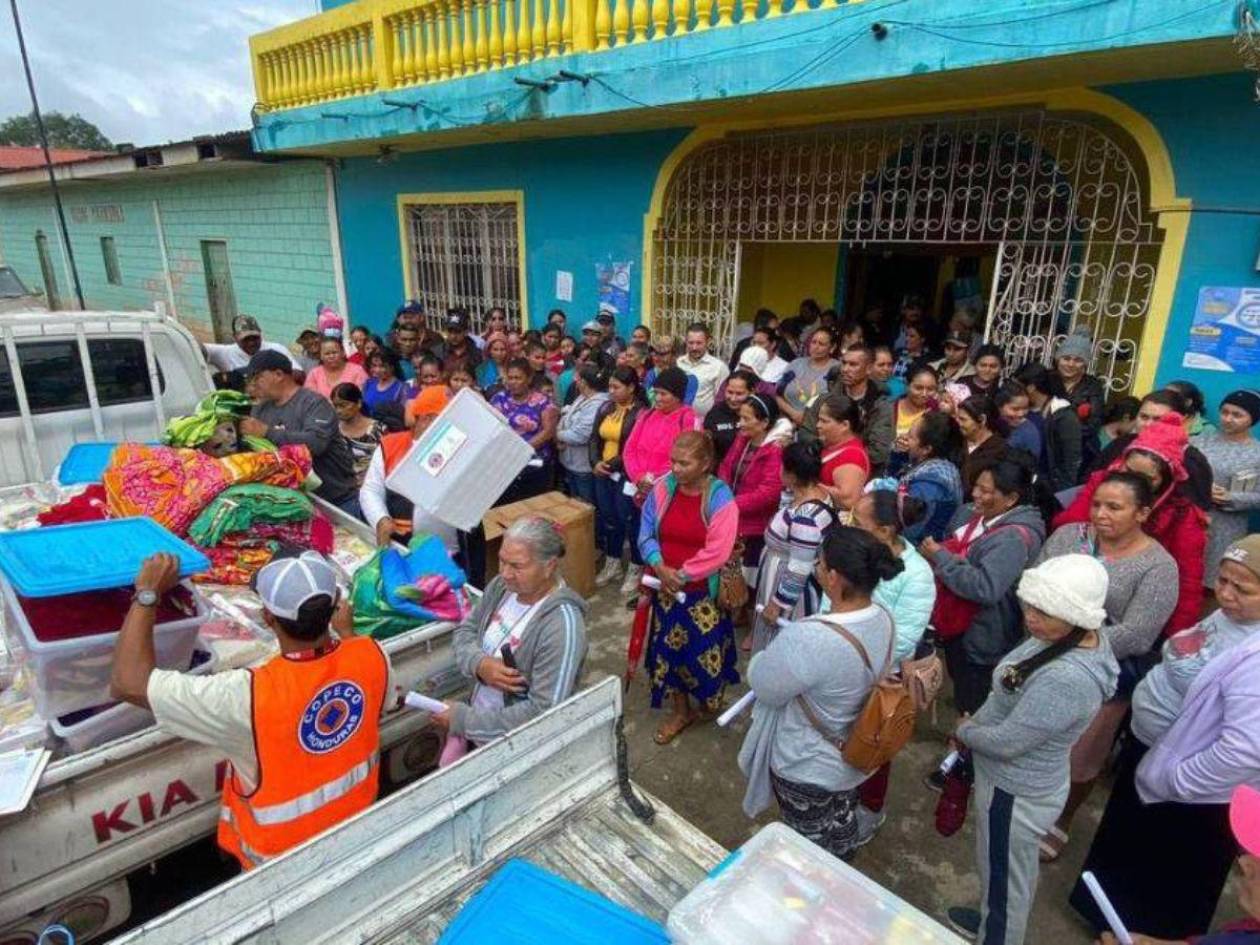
[250,0,855,111]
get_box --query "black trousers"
[942,636,995,715]
[1068,736,1235,940]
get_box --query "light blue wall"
[0,163,339,343]
[336,128,689,336]
[1107,73,1260,414]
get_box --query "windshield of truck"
[0,267,30,298]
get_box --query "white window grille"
[404,200,522,333]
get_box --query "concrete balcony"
[249,0,1242,154]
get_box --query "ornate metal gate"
[652,110,1162,392]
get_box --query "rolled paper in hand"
[717,690,756,727]
[640,574,685,603]
[939,749,961,775]
[404,691,448,714]
[1081,871,1134,945]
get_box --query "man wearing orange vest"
[110,550,395,871]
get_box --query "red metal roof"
[0,146,111,170]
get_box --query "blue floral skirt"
[645,585,739,710]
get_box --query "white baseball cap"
[253,551,339,620]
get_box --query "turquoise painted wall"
[0,163,339,344]
[336,128,689,336]
[1107,73,1260,414]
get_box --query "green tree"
[0,111,112,151]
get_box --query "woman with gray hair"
[431,516,588,755]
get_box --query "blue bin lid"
[0,518,210,597]
[438,860,668,945]
[58,442,156,486]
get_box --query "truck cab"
[0,310,211,487]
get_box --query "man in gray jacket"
[434,517,588,745]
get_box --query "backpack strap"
[796,605,896,743]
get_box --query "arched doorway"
[650,109,1163,394]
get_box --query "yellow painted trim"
[395,189,530,330]
[640,87,1187,390]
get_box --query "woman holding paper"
[589,367,647,590]
[433,517,588,754]
[1193,389,1260,589]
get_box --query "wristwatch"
[133,588,159,608]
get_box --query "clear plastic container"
[49,654,214,755]
[1,578,207,719]
[667,823,964,945]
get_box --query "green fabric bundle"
[188,483,313,547]
[164,390,253,448]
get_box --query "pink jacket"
[638,474,739,586]
[622,406,700,485]
[717,435,784,539]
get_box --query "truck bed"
[112,677,727,944]
[379,785,723,944]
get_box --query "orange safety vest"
[217,636,389,871]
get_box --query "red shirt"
[659,490,706,569]
[821,438,871,487]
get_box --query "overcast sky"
[0,1,321,147]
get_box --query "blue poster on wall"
[1182,286,1260,373]
[596,261,632,327]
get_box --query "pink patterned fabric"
[103,444,312,536]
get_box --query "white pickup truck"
[0,310,469,942]
[0,497,468,944]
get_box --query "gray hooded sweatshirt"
[449,576,588,742]
[958,634,1119,796]
[928,503,1046,666]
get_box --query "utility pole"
[9,0,85,309]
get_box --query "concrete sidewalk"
[581,580,1241,944]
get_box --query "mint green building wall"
[0,162,338,343]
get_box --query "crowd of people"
[203,296,1260,945]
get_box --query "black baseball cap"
[944,330,972,348]
[244,349,293,377]
[445,310,470,330]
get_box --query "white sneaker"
[596,557,623,587]
[620,564,644,597]
[853,805,886,849]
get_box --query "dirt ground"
[580,578,1242,944]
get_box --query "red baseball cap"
[1230,785,1260,857]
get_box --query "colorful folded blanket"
[188,484,313,548]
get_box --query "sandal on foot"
[1038,826,1070,863]
[653,714,695,745]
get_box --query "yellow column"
[532,0,546,59]
[517,0,534,61]
[562,0,574,51]
[315,37,331,99]
[504,0,519,63]
[632,0,649,41]
[461,0,476,73]
[672,0,690,34]
[547,0,562,54]
[613,0,630,44]
[651,0,668,38]
[444,1,461,75]
[422,9,437,82]
[476,0,490,69]
[391,18,407,82]
[595,0,612,49]
[714,0,733,27]
[438,4,452,78]
[739,0,756,23]
[372,12,392,92]
[767,0,784,16]
[489,0,504,67]
[405,12,421,83]
[296,42,312,103]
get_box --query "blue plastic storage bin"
[56,441,156,486]
[0,517,209,598]
[438,859,669,945]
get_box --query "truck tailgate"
[111,677,727,944]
